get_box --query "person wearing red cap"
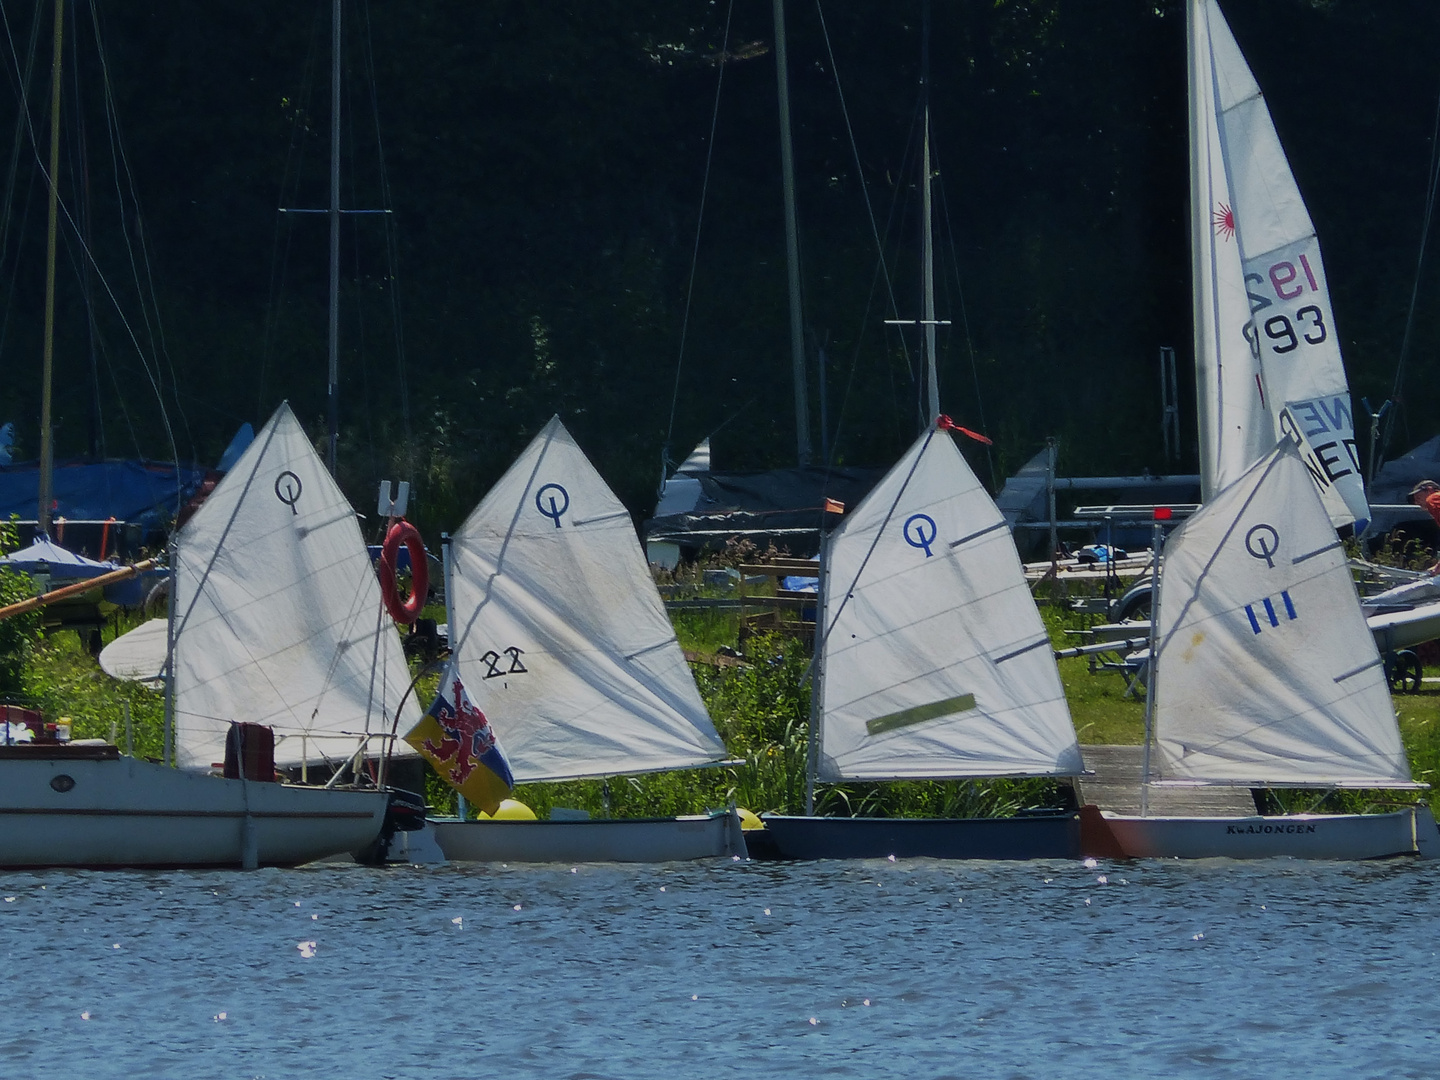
[1410,480,1440,573]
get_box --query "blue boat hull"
[754,812,1081,861]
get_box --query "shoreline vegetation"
[4,535,1437,823]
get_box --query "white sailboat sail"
[171,403,419,772]
[1191,0,1367,530]
[1153,441,1412,787]
[816,424,1083,781]
[446,416,727,782]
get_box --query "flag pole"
[440,532,468,821]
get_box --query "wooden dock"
[1076,745,1255,816]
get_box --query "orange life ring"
[379,520,429,624]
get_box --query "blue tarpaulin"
[0,459,204,524]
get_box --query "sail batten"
[816,426,1082,782]
[171,404,419,772]
[1153,441,1412,788]
[447,417,726,783]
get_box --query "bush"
[0,518,42,699]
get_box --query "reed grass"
[7,549,1439,821]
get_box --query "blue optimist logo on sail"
[405,662,514,815]
[903,513,938,556]
[1244,590,1297,635]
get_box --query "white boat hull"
[431,809,746,862]
[0,747,387,869]
[1097,807,1423,860]
[1088,602,1440,655]
[1367,602,1440,652]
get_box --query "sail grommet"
[380,521,429,625]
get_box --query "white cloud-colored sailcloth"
[1153,442,1411,787]
[445,417,727,782]
[171,404,419,772]
[817,424,1083,781]
[1191,0,1367,530]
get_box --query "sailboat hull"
[431,809,746,863]
[1367,602,1440,652]
[1094,808,1422,860]
[0,746,387,869]
[754,812,1080,861]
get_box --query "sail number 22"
[1243,254,1328,359]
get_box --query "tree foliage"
[1,0,1438,538]
[0,519,42,696]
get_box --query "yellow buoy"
[737,808,764,831]
[491,798,537,821]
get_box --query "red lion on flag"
[423,676,503,786]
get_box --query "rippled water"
[2,855,1437,1079]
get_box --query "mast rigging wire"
[359,0,411,445]
[260,2,326,414]
[0,0,185,502]
[814,0,918,451]
[932,145,997,491]
[1379,77,1440,467]
[663,0,735,460]
[88,0,195,464]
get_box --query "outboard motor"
[353,788,428,865]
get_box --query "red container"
[0,704,45,742]
[223,723,277,782]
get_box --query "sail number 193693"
[1243,254,1329,359]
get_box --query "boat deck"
[0,742,121,761]
[1077,745,1255,816]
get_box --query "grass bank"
[7,569,1439,821]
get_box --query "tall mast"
[1187,0,1214,502]
[773,0,812,466]
[921,115,938,422]
[327,0,342,476]
[38,0,65,536]
[920,0,939,423]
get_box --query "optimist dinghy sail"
[755,420,1084,861]
[170,403,420,772]
[816,421,1084,782]
[1152,441,1414,789]
[444,416,728,782]
[1191,0,1368,531]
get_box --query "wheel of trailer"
[1386,650,1423,694]
[1114,585,1152,623]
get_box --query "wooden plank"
[683,649,746,669]
[738,562,819,577]
[1075,744,1256,816]
[664,595,815,611]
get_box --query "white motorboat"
[0,404,421,869]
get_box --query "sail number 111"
[1244,254,1327,359]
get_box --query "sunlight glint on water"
[1,858,1436,1079]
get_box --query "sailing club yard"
[8,565,1440,824]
